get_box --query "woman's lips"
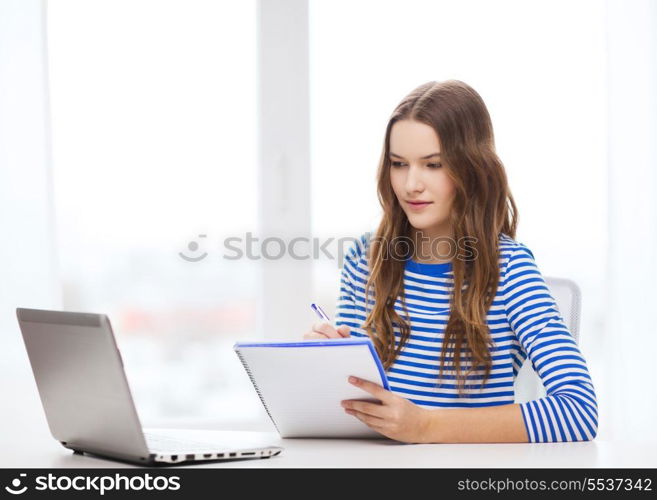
[406,201,433,211]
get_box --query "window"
[309,0,607,368]
[48,0,263,425]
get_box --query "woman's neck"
[411,226,454,264]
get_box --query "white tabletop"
[3,362,656,469]
[4,420,657,469]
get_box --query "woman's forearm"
[422,403,529,443]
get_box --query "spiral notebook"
[233,338,390,438]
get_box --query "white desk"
[3,422,657,469]
[3,363,656,469]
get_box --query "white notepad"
[233,338,390,438]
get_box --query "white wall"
[0,0,61,447]
[0,0,60,365]
[606,0,657,443]
[257,0,313,339]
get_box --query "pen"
[310,303,331,322]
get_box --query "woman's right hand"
[303,322,351,339]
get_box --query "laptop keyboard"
[144,432,224,452]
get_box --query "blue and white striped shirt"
[335,231,598,442]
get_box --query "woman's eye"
[390,161,442,168]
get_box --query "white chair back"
[513,277,582,402]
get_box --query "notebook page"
[235,343,387,438]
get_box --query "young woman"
[303,80,598,444]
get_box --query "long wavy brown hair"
[362,80,518,396]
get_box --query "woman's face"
[389,119,456,239]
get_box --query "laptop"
[16,307,283,466]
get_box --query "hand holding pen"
[303,303,351,339]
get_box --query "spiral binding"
[235,350,280,434]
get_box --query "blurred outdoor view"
[47,0,265,426]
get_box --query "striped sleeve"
[334,233,370,338]
[503,244,598,442]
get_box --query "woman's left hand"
[341,376,432,443]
